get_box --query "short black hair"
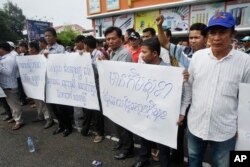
[44,27,57,37]
[19,41,28,49]
[29,41,40,53]
[39,37,47,44]
[84,36,97,49]
[126,28,135,36]
[75,35,85,43]
[141,37,161,56]
[0,42,11,52]
[142,28,156,36]
[190,23,207,37]
[104,26,122,38]
[163,28,172,38]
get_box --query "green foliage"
[57,26,80,48]
[0,10,13,41]
[0,1,26,42]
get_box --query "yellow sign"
[135,10,159,34]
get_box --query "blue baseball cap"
[206,12,236,30]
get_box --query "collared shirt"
[169,43,193,68]
[46,43,65,54]
[138,47,170,65]
[181,48,250,141]
[0,52,18,89]
[110,45,132,62]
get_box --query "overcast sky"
[0,0,92,29]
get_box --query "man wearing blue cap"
[240,36,250,55]
[178,12,250,167]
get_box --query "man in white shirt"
[178,12,250,167]
[0,42,24,130]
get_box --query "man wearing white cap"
[178,12,250,167]
[240,36,250,55]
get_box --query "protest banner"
[235,83,250,150]
[16,55,46,101]
[98,61,183,148]
[0,87,6,97]
[46,53,100,110]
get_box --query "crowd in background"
[1,11,250,167]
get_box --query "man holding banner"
[103,26,134,160]
[80,35,105,143]
[179,12,250,167]
[132,38,172,167]
[44,27,74,137]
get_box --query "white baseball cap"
[7,41,16,48]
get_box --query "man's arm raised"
[156,15,170,50]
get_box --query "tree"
[57,26,80,48]
[0,10,13,41]
[2,1,26,41]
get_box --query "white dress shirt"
[181,48,250,141]
[0,52,18,89]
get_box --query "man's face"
[242,41,250,48]
[75,41,84,50]
[105,30,122,50]
[142,31,153,41]
[0,48,5,56]
[189,30,206,52]
[129,38,140,47]
[19,46,27,53]
[141,45,156,64]
[44,31,56,46]
[28,47,38,55]
[208,27,234,52]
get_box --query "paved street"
[0,105,212,167]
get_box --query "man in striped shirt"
[178,12,250,167]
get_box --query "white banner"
[0,87,6,97]
[46,53,100,110]
[16,55,46,101]
[97,61,183,149]
[236,83,250,150]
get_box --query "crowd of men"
[1,12,250,167]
